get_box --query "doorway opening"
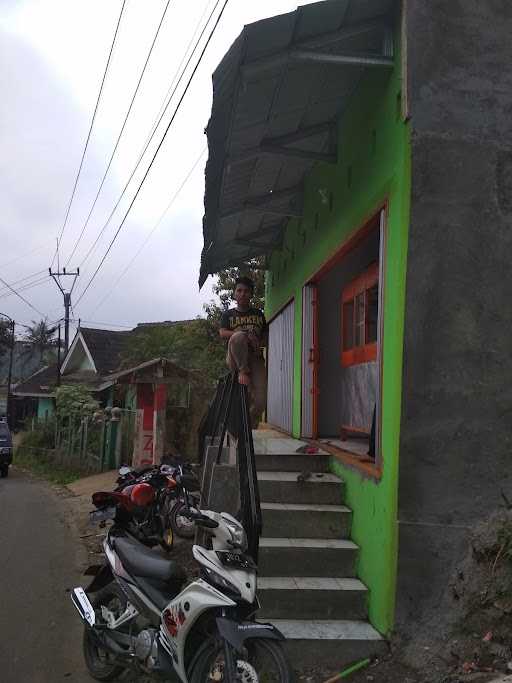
[301,209,385,463]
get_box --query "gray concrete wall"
[397,0,512,640]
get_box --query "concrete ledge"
[273,619,387,669]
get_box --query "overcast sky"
[0,0,317,334]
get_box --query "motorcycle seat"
[113,534,186,583]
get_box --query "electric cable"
[74,0,230,307]
[0,243,51,270]
[65,0,173,266]
[0,277,49,301]
[91,146,206,314]
[0,274,47,317]
[77,0,223,272]
[53,0,127,261]
[0,270,48,295]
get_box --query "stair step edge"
[257,472,341,483]
[260,537,358,549]
[258,577,367,591]
[272,619,384,641]
[261,502,350,512]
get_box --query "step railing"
[201,372,262,562]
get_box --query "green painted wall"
[37,397,55,420]
[265,34,411,635]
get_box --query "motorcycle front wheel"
[82,583,127,681]
[170,500,196,539]
[190,636,294,682]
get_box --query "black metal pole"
[64,292,71,352]
[56,324,61,387]
[6,320,14,429]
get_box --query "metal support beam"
[242,18,391,78]
[244,184,303,210]
[220,185,304,220]
[261,122,334,148]
[290,50,394,68]
[260,143,337,163]
[227,145,336,166]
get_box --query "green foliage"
[0,320,13,359]
[211,259,266,311]
[23,318,58,362]
[56,385,99,419]
[124,320,226,385]
[15,447,82,485]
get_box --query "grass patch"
[14,447,83,486]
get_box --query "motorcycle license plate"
[89,506,116,524]
[217,551,257,570]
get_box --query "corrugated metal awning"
[200,0,397,286]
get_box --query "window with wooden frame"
[341,262,379,367]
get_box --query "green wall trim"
[265,25,411,635]
[37,397,55,420]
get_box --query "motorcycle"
[71,506,293,682]
[93,461,200,550]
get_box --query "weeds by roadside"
[14,447,82,485]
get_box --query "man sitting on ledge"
[219,276,267,427]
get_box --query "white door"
[267,300,294,433]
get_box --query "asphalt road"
[0,467,91,682]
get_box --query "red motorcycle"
[91,461,200,550]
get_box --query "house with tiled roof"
[12,324,193,466]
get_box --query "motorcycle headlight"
[202,566,241,599]
[226,520,248,551]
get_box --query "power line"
[74,0,230,307]
[53,0,127,258]
[0,243,52,270]
[70,318,135,329]
[65,0,173,266]
[92,147,206,314]
[77,0,223,272]
[0,276,50,301]
[0,274,47,317]
[0,269,47,295]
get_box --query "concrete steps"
[275,620,387,669]
[258,577,368,620]
[255,453,330,472]
[257,471,343,505]
[259,537,358,577]
[261,502,351,539]
[254,446,387,669]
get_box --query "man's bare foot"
[238,371,251,386]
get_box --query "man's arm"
[219,328,235,340]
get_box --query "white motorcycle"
[71,507,293,682]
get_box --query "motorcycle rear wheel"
[190,636,294,683]
[82,583,128,681]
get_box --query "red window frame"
[341,262,379,367]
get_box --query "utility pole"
[49,267,79,352]
[0,313,15,428]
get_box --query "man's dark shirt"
[220,307,266,339]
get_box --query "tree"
[55,385,99,420]
[23,319,58,362]
[210,259,265,311]
[124,320,226,385]
[0,320,12,360]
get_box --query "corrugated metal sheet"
[301,284,315,437]
[200,0,396,285]
[267,301,295,432]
